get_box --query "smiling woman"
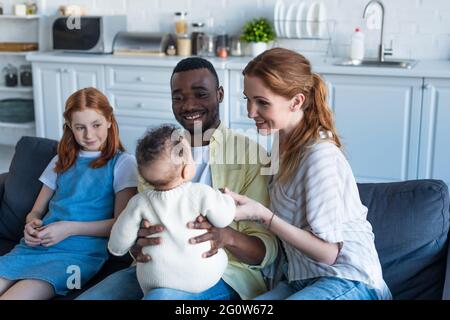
[224,48,392,300]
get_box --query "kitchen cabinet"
[32,62,105,139]
[323,74,423,183]
[107,65,229,153]
[230,71,425,182]
[29,55,449,187]
[418,78,450,186]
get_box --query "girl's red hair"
[54,87,125,173]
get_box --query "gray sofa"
[0,136,449,300]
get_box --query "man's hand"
[129,219,164,263]
[187,215,233,258]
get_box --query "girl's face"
[70,109,111,151]
[243,75,305,136]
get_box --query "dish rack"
[272,19,335,58]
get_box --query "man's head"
[136,124,195,189]
[170,57,224,136]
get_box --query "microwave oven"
[52,15,127,53]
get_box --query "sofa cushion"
[358,180,450,300]
[0,136,57,242]
[0,238,16,256]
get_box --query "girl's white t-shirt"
[39,150,139,193]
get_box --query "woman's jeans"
[76,266,240,300]
[255,276,379,300]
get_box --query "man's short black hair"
[171,57,219,87]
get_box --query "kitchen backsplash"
[1,0,449,59]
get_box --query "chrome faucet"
[363,0,392,62]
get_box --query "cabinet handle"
[424,84,432,90]
[137,103,144,108]
[136,76,144,82]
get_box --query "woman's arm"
[67,187,137,237]
[267,213,339,265]
[225,189,339,266]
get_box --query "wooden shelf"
[0,15,40,20]
[0,86,33,93]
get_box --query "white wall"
[1,0,449,59]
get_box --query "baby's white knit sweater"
[108,182,236,294]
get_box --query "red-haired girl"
[0,87,138,299]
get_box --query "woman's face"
[243,75,304,136]
[70,109,111,151]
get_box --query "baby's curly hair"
[136,124,187,185]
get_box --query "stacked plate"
[274,0,327,39]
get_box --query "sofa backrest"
[358,180,450,300]
[0,136,58,242]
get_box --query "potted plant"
[241,17,276,57]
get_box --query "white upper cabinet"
[32,62,105,140]
[419,78,450,186]
[321,74,423,183]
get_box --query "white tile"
[6,0,450,59]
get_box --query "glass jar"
[176,34,192,56]
[191,22,205,56]
[198,33,215,57]
[174,12,188,35]
[215,34,229,58]
[230,36,243,56]
[166,44,176,56]
[26,1,38,15]
[3,64,18,87]
[20,65,33,86]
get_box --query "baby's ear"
[181,164,188,179]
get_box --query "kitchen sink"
[335,59,418,69]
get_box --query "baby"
[108,124,236,295]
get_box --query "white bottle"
[350,27,365,61]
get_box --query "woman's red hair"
[54,87,124,173]
[243,48,341,183]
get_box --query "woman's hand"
[129,219,164,263]
[223,188,272,224]
[36,221,72,247]
[24,218,43,247]
[187,215,233,258]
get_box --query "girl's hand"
[187,215,233,258]
[223,188,272,223]
[36,221,72,247]
[24,218,43,247]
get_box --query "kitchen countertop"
[26,51,450,79]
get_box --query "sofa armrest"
[444,236,450,300]
[0,172,7,200]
